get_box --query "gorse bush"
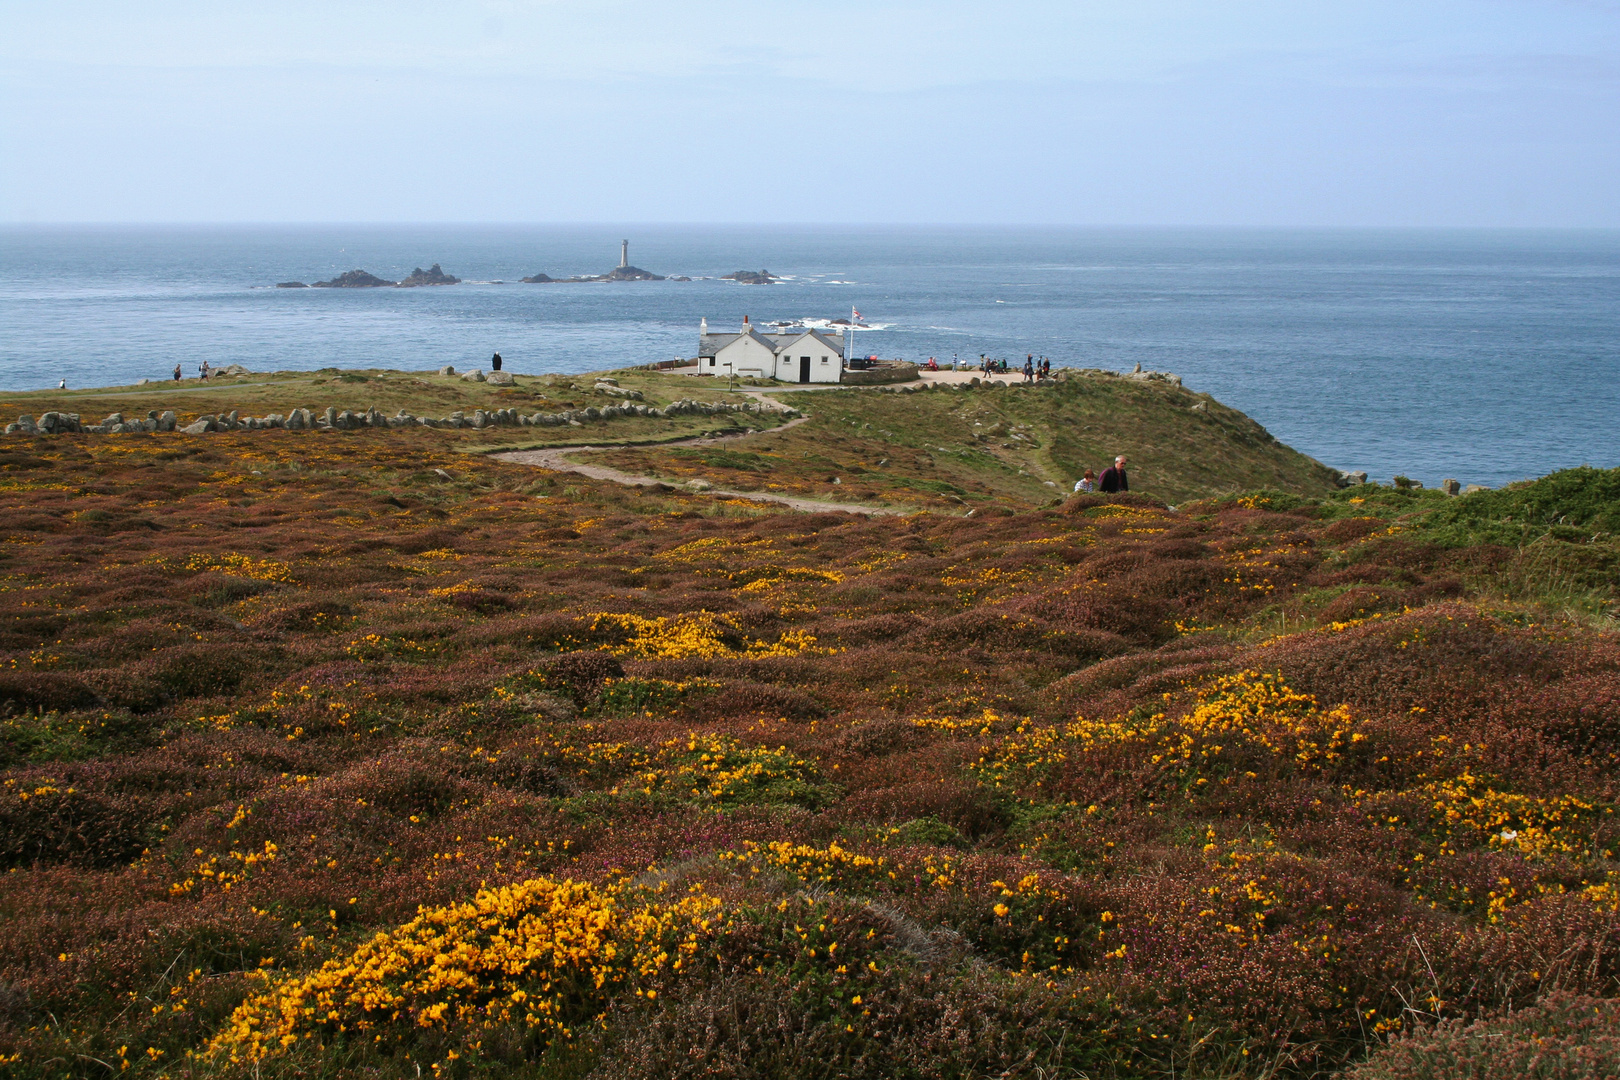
[0,432,1617,1077]
[209,876,724,1064]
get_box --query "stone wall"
[6,399,799,437]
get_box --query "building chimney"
[700,317,708,336]
[620,240,629,268]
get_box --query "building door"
[799,356,811,383]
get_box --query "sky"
[2,1,1618,225]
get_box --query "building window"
[820,356,828,363]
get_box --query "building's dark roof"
[698,333,740,358]
[698,327,845,359]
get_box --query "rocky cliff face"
[398,263,460,287]
[312,270,396,288]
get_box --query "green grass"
[0,366,791,452]
[1199,467,1620,625]
[582,371,1345,510]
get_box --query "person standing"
[173,363,182,381]
[491,352,503,372]
[200,360,211,380]
[1073,469,1097,493]
[1099,455,1129,493]
[1023,357,1034,383]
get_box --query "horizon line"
[5,221,1619,232]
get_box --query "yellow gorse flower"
[208,876,721,1063]
[580,611,833,660]
[974,671,1358,790]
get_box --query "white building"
[697,317,846,383]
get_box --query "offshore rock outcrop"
[599,264,663,281]
[722,269,777,284]
[312,270,396,288]
[397,264,460,287]
[522,266,665,283]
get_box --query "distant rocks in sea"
[398,263,460,287]
[521,265,667,283]
[295,265,464,288]
[722,270,777,285]
[601,264,664,281]
[312,269,397,288]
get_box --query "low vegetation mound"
[0,415,1615,1078]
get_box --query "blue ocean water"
[1,224,1617,490]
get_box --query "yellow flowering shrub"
[1418,773,1605,861]
[186,552,297,583]
[615,733,829,808]
[719,840,960,894]
[975,671,1361,791]
[578,611,831,660]
[208,877,722,1063]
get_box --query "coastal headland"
[1,365,1344,511]
[2,363,1617,1077]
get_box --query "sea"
[2,224,1617,491]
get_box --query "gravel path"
[491,416,908,516]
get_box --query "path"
[491,416,908,516]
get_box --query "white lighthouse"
[620,240,629,268]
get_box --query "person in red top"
[1098,455,1128,493]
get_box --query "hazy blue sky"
[3,1,1617,224]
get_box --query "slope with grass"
[0,386,1617,1079]
[575,371,1344,510]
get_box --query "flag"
[852,307,863,321]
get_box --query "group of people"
[974,354,1052,382]
[1073,455,1129,494]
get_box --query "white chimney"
[700,317,708,335]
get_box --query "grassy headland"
[2,366,1342,510]
[574,370,1344,510]
[0,368,1616,1079]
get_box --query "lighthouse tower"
[619,240,629,268]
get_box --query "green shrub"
[1342,993,1620,1080]
[1415,466,1620,547]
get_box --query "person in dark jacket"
[491,352,503,372]
[1098,455,1128,493]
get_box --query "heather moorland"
[1,375,1618,1079]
